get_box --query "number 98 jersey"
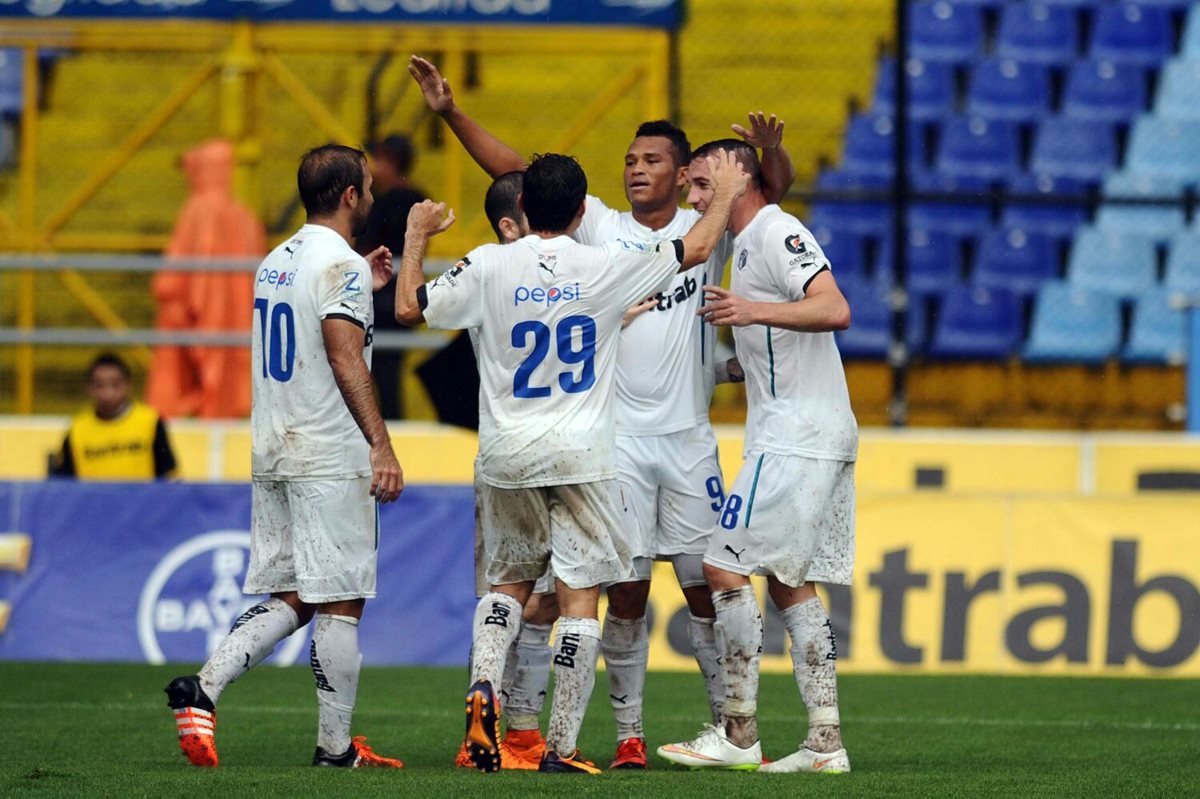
[251,224,374,480]
[422,233,683,490]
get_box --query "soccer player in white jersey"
[164,145,411,770]
[408,53,796,769]
[657,139,856,774]
[396,150,748,774]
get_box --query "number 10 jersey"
[251,223,374,481]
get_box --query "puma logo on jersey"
[724,544,747,562]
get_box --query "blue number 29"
[512,315,597,398]
[254,298,295,382]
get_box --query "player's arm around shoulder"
[394,200,456,326]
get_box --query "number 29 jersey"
[422,233,683,489]
[251,223,374,481]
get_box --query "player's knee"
[703,562,744,592]
[606,580,650,619]
[525,591,560,625]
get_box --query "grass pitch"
[1,661,1197,797]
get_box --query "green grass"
[1,662,1198,797]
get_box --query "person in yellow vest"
[50,353,177,480]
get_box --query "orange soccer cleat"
[463,680,502,773]
[454,740,473,768]
[502,728,546,764]
[313,736,404,768]
[610,736,649,769]
[165,675,218,768]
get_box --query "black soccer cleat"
[164,675,215,713]
[538,748,601,774]
[463,680,502,773]
[313,736,404,768]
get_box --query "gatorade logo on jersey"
[513,282,583,307]
[784,234,808,255]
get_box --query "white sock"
[198,598,299,704]
[688,613,726,726]
[601,612,648,741]
[506,621,553,731]
[713,586,762,722]
[311,614,361,755]
[545,616,600,756]
[470,592,523,690]
[499,634,519,705]
[781,597,843,752]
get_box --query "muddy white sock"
[545,616,600,755]
[601,612,648,741]
[781,596,843,752]
[688,613,726,726]
[470,592,523,690]
[198,598,299,704]
[713,586,762,736]
[311,614,361,755]
[506,621,553,731]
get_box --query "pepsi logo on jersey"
[513,283,583,307]
[257,268,296,288]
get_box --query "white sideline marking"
[2,702,1198,733]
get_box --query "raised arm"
[733,112,795,204]
[409,55,527,179]
[395,200,456,326]
[678,150,750,269]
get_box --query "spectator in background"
[355,133,427,419]
[51,353,177,480]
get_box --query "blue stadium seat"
[909,1,985,64]
[872,57,956,122]
[1062,59,1147,125]
[1089,3,1174,68]
[874,229,964,295]
[1154,59,1200,121]
[1123,287,1187,364]
[908,171,993,237]
[1024,282,1122,362]
[809,170,893,238]
[966,58,1052,123]
[1002,173,1089,239]
[1164,230,1200,298]
[1126,116,1200,183]
[973,226,1059,297]
[937,116,1021,182]
[1185,5,1200,59]
[1030,116,1117,183]
[1095,172,1186,241]
[1127,0,1193,10]
[0,49,22,118]
[1066,226,1158,300]
[929,285,1024,358]
[835,277,928,357]
[811,225,870,284]
[840,113,925,179]
[1034,0,1098,7]
[995,2,1080,67]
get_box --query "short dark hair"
[485,171,525,240]
[371,133,415,175]
[88,352,130,382]
[635,120,691,168]
[692,138,762,188]
[522,154,587,233]
[298,144,367,217]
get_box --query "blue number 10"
[512,315,597,398]
[254,298,295,382]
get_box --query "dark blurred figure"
[356,133,427,419]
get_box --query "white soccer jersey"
[575,194,733,435]
[422,233,683,489]
[251,224,374,480]
[729,205,858,462]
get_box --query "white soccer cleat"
[656,723,762,770]
[758,746,850,774]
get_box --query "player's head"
[485,171,529,243]
[687,138,762,214]
[368,133,415,191]
[298,144,374,235]
[625,120,691,214]
[87,352,131,420]
[520,153,587,235]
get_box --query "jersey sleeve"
[422,248,486,331]
[573,194,620,246]
[602,237,683,310]
[318,257,372,329]
[764,223,831,300]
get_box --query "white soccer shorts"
[245,476,378,603]
[703,453,855,587]
[476,479,630,591]
[474,467,554,597]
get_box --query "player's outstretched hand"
[365,245,393,292]
[406,200,457,238]
[409,55,454,115]
[732,111,785,151]
[706,149,751,200]
[622,296,658,328]
[698,285,758,327]
[370,443,404,504]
